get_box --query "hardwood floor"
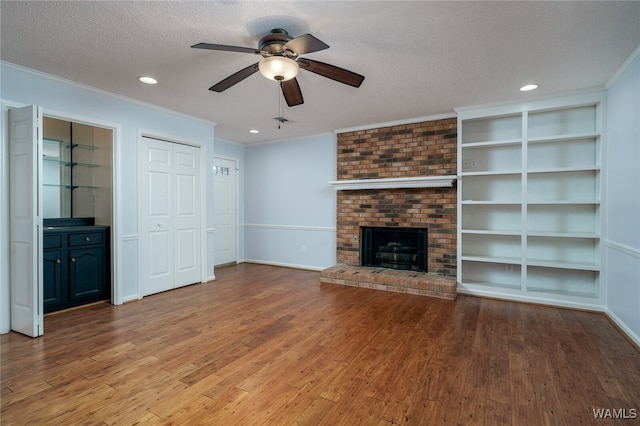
[2,263,639,425]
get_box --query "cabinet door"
[68,247,105,301]
[43,248,64,312]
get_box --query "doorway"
[213,157,238,266]
[8,105,117,337]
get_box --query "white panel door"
[140,138,174,295]
[213,157,237,266]
[140,137,202,296]
[9,105,43,337]
[173,144,201,287]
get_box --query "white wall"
[1,62,215,333]
[243,134,336,270]
[605,50,640,345]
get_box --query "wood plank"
[1,263,638,425]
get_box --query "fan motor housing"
[259,28,293,56]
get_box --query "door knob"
[56,259,61,264]
[85,236,91,242]
[71,258,76,263]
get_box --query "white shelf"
[461,255,522,264]
[526,231,598,238]
[462,174,521,202]
[462,229,521,236]
[461,114,522,144]
[458,97,603,304]
[527,166,600,174]
[527,200,600,205]
[527,259,599,271]
[527,132,600,144]
[461,139,522,148]
[462,200,522,205]
[461,170,522,176]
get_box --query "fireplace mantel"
[329,175,457,191]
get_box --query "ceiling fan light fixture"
[259,56,299,82]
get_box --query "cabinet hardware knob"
[85,237,91,242]
[71,258,76,263]
[56,259,61,264]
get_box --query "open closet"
[42,117,113,313]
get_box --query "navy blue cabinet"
[43,223,109,313]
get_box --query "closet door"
[9,105,44,337]
[140,137,201,296]
[173,143,201,287]
[140,138,174,295]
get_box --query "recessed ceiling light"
[139,76,158,85]
[520,84,538,92]
[249,129,259,134]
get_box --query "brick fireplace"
[320,117,458,299]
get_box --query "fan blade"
[284,34,329,56]
[297,58,364,87]
[281,78,304,107]
[209,63,260,92]
[191,42,260,55]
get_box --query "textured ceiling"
[2,1,640,144]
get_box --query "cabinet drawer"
[44,234,62,249]
[68,232,104,246]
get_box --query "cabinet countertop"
[44,225,110,233]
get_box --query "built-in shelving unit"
[42,125,101,218]
[456,91,604,307]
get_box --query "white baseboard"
[239,259,326,272]
[605,308,640,349]
[121,295,140,304]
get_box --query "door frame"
[2,103,121,336]
[137,130,208,298]
[213,155,240,266]
[42,108,122,305]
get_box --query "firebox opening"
[361,227,428,272]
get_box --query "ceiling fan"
[191,28,365,107]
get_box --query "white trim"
[330,175,457,191]
[606,43,640,88]
[139,130,204,149]
[456,286,605,312]
[242,223,335,232]
[239,259,326,272]
[455,87,605,119]
[213,155,240,266]
[335,112,457,134]
[121,294,139,304]
[605,240,640,259]
[605,308,640,348]
[1,61,217,127]
[40,108,123,306]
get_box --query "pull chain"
[278,81,283,129]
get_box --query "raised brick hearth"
[320,117,459,300]
[321,265,457,300]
